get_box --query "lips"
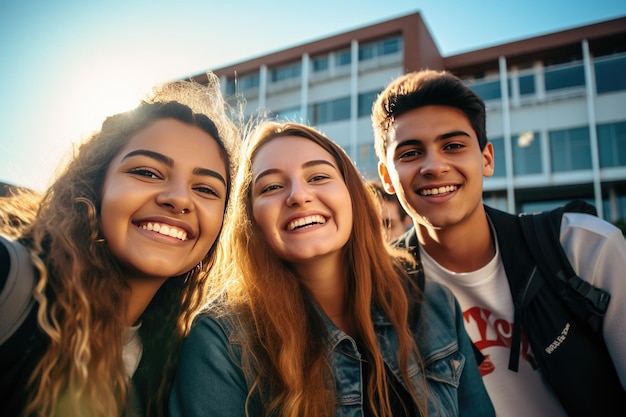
[137,222,189,241]
[285,214,327,231]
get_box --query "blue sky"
[1,0,625,191]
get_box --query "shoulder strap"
[0,234,37,344]
[518,200,610,332]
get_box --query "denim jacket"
[169,280,494,417]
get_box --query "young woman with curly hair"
[0,73,240,417]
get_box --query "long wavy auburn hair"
[12,75,240,417]
[211,121,428,417]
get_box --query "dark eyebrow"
[253,159,337,185]
[123,149,173,166]
[395,130,472,149]
[122,149,226,185]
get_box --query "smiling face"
[250,136,353,265]
[379,105,494,231]
[100,118,228,281]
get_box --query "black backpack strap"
[518,200,610,333]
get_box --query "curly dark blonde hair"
[9,74,240,417]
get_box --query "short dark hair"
[372,69,487,163]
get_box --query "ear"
[482,142,495,177]
[378,162,396,194]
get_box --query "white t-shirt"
[419,212,626,417]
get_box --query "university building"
[190,12,626,221]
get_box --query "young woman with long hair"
[0,74,240,417]
[170,121,493,417]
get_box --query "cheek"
[99,192,124,240]
[202,203,227,237]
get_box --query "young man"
[372,69,626,417]
[366,180,412,242]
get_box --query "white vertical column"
[259,65,267,112]
[499,56,516,213]
[583,39,604,218]
[350,39,359,164]
[301,53,310,123]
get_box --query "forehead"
[252,136,337,174]
[116,118,227,175]
[391,105,475,143]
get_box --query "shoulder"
[419,280,460,326]
[185,307,245,349]
[560,212,625,289]
[0,234,37,345]
[560,212,624,260]
[561,211,622,239]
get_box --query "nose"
[419,151,449,176]
[156,178,193,214]
[286,180,313,206]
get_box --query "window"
[379,38,401,55]
[358,36,402,62]
[518,74,536,96]
[513,131,542,175]
[312,56,329,72]
[238,73,260,93]
[273,107,302,122]
[358,90,378,118]
[226,73,259,95]
[358,143,378,179]
[336,50,351,67]
[468,80,501,101]
[549,127,592,172]
[489,137,506,177]
[359,45,375,61]
[598,121,626,168]
[544,63,585,91]
[271,63,301,82]
[595,54,626,94]
[225,79,236,96]
[308,97,351,124]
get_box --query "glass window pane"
[595,55,626,94]
[490,137,506,177]
[519,74,536,95]
[275,108,301,122]
[359,45,375,61]
[513,131,542,175]
[313,56,329,72]
[358,91,378,118]
[331,97,351,122]
[469,80,501,101]
[598,121,626,167]
[336,51,351,66]
[549,127,591,172]
[380,38,400,55]
[225,79,236,96]
[544,64,585,91]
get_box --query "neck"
[415,213,495,273]
[292,254,354,334]
[125,275,169,326]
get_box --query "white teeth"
[286,215,326,231]
[140,222,188,241]
[420,185,458,196]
